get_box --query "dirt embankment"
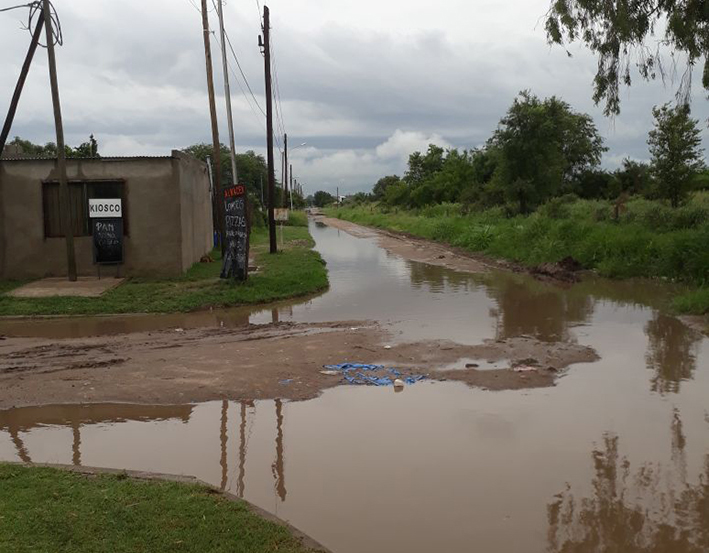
[0,322,598,409]
[318,216,585,283]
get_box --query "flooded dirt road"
[1,218,708,552]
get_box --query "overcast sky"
[2,0,708,195]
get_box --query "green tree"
[8,135,99,158]
[545,1,709,115]
[615,159,653,197]
[488,91,606,213]
[404,145,446,188]
[313,190,335,207]
[372,175,401,201]
[183,143,270,206]
[648,103,704,207]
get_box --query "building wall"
[173,150,213,272]
[0,154,212,279]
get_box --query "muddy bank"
[0,322,598,409]
[317,216,493,274]
[318,216,586,285]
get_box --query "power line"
[0,2,33,13]
[209,32,265,132]
[255,0,262,22]
[2,1,61,46]
[224,30,266,117]
[269,35,286,139]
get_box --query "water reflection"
[485,274,595,342]
[0,404,193,466]
[548,411,709,553]
[645,313,702,394]
[0,401,289,505]
[407,260,480,293]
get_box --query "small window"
[42,181,127,238]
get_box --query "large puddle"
[1,220,708,552]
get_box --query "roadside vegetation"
[0,463,322,553]
[323,92,709,318]
[0,222,328,316]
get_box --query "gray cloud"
[1,0,708,195]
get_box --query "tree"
[8,135,100,158]
[183,143,270,206]
[648,103,704,207]
[404,145,445,187]
[615,159,653,197]
[488,91,606,213]
[372,175,401,201]
[545,1,709,115]
[313,190,335,207]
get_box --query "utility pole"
[201,0,225,251]
[289,164,293,209]
[43,0,76,281]
[282,133,288,207]
[216,0,238,185]
[0,11,45,153]
[260,6,277,253]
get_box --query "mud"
[531,257,584,284]
[0,322,598,409]
[317,216,494,274]
[320,216,590,286]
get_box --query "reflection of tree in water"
[548,414,709,553]
[645,313,701,394]
[488,276,594,342]
[407,260,479,293]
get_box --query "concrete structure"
[0,151,213,279]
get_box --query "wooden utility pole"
[289,163,293,209]
[43,0,76,281]
[282,133,288,207]
[201,0,225,251]
[261,6,277,253]
[215,0,238,185]
[0,11,45,153]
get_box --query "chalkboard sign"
[92,218,124,265]
[220,185,250,281]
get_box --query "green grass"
[673,287,709,317]
[286,210,308,227]
[327,194,709,317]
[0,463,322,553]
[0,226,328,316]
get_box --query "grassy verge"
[327,195,709,318]
[0,225,328,316]
[0,463,322,553]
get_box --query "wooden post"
[262,6,277,253]
[216,0,238,185]
[201,0,225,253]
[0,11,45,153]
[43,0,76,281]
[281,134,288,207]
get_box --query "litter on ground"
[513,366,537,373]
[323,363,426,387]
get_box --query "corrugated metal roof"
[0,155,175,161]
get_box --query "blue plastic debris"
[279,379,294,385]
[323,363,426,387]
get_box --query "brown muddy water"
[1,221,708,553]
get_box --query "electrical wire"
[209,32,266,132]
[269,30,287,140]
[190,0,285,154]
[224,28,267,118]
[2,1,61,46]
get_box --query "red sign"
[224,185,246,199]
